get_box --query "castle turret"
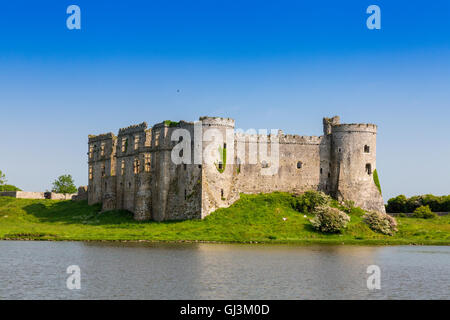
[330,123,385,212]
[200,116,237,217]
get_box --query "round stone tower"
[330,123,385,213]
[199,116,238,217]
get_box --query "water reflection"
[0,241,448,299]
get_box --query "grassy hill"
[0,193,449,244]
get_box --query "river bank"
[0,194,449,245]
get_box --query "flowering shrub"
[363,211,398,235]
[310,206,350,233]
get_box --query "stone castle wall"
[87,115,385,220]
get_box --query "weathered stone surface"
[87,115,385,220]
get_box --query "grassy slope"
[0,193,449,244]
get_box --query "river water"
[0,241,448,299]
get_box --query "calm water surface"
[0,241,448,299]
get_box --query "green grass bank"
[0,193,449,245]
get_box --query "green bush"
[310,206,350,233]
[52,175,77,194]
[295,191,332,214]
[386,194,450,213]
[0,184,22,192]
[363,211,398,235]
[412,205,437,219]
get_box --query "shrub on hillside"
[363,211,398,235]
[310,206,350,233]
[295,191,332,214]
[0,184,22,192]
[411,205,437,219]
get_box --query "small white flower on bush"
[310,206,350,233]
[282,217,287,221]
[363,211,398,235]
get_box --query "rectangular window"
[134,135,139,150]
[101,164,105,177]
[366,163,372,175]
[89,166,93,180]
[121,160,125,175]
[154,130,160,147]
[89,145,93,159]
[134,158,140,174]
[121,138,127,153]
[145,154,151,172]
[101,143,105,156]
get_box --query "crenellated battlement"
[200,116,235,128]
[234,132,323,144]
[332,123,377,133]
[118,122,148,136]
[88,132,115,143]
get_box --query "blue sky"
[0,0,449,201]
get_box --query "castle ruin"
[87,116,385,220]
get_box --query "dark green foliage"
[163,120,179,127]
[52,175,77,194]
[373,169,382,194]
[293,190,332,213]
[386,194,450,213]
[412,205,437,219]
[0,185,22,192]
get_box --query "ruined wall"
[87,133,116,205]
[151,121,202,221]
[0,191,45,199]
[236,134,325,193]
[86,115,385,221]
[114,122,149,217]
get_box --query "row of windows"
[88,154,152,179]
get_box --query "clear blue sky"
[0,0,449,201]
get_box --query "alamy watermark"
[66,5,81,30]
[169,122,280,176]
[366,5,381,30]
[66,265,81,290]
[366,265,381,290]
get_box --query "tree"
[52,175,77,194]
[0,170,6,185]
